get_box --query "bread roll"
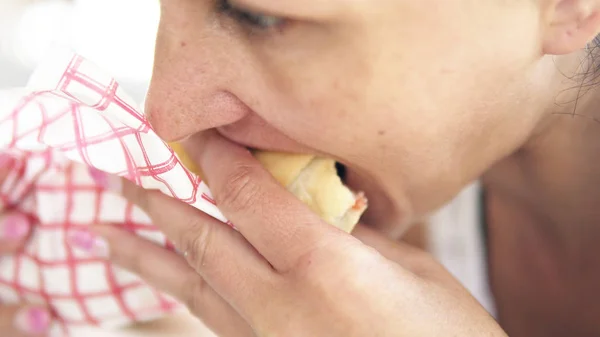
[169,143,367,233]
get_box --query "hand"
[82,132,506,337]
[0,154,52,336]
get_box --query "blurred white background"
[0,0,160,102]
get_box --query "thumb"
[0,305,52,336]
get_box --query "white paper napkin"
[0,47,227,336]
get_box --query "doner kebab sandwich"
[170,142,368,233]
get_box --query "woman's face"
[146,0,563,235]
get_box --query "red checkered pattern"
[0,48,228,336]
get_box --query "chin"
[344,166,411,238]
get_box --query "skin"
[4,0,600,335]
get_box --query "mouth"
[176,129,403,232]
[217,127,351,184]
[215,125,358,198]
[335,162,348,183]
[211,116,376,226]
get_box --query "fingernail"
[14,307,51,334]
[0,213,30,240]
[67,229,109,257]
[88,167,122,193]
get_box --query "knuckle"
[181,221,215,270]
[288,247,336,281]
[216,164,260,212]
[288,235,346,276]
[291,242,373,291]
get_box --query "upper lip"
[215,127,352,181]
[215,125,316,155]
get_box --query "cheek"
[256,14,542,216]
[238,33,393,161]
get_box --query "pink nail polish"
[0,213,30,240]
[14,307,51,334]
[67,229,110,257]
[88,167,122,193]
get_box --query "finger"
[0,212,31,255]
[0,153,16,212]
[184,130,341,272]
[0,153,15,180]
[89,224,267,330]
[113,177,277,303]
[0,305,52,337]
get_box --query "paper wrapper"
[0,48,230,336]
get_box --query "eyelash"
[217,0,286,31]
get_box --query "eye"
[217,0,286,30]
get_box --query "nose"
[144,10,249,142]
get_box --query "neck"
[483,51,600,260]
